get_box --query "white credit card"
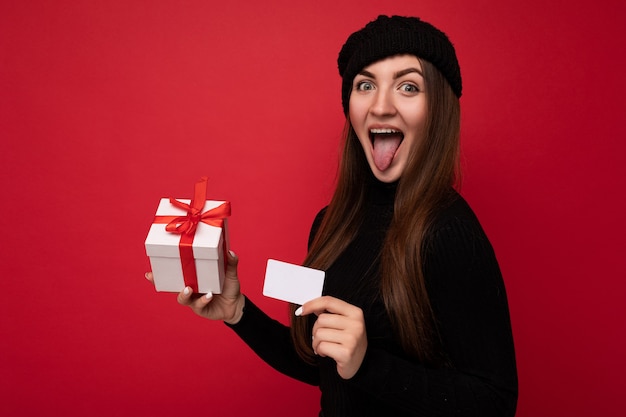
[263,259,325,305]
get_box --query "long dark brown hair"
[290,59,461,364]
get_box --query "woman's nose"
[370,90,396,116]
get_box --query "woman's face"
[349,54,427,183]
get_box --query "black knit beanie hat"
[338,15,462,114]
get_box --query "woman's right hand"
[145,250,246,325]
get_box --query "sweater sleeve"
[225,296,320,385]
[223,210,326,386]
[347,206,518,416]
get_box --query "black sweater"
[228,179,518,416]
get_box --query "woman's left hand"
[297,296,368,379]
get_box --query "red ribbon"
[153,177,231,292]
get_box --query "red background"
[1,1,625,415]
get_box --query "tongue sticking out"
[372,134,402,171]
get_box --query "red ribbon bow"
[153,177,231,292]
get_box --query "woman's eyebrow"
[356,67,424,79]
[394,67,423,79]
[357,70,375,78]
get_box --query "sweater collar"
[365,171,398,206]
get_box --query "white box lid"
[145,198,227,260]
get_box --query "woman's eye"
[356,81,374,91]
[400,83,419,93]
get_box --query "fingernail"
[294,306,303,316]
[205,291,213,300]
[144,272,150,280]
[228,250,235,257]
[183,287,191,295]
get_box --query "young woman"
[147,15,518,416]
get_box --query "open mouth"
[369,128,404,171]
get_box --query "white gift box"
[145,198,230,294]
